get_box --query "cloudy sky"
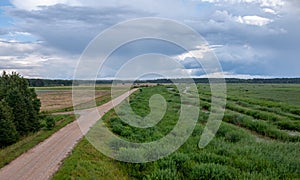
[0,0,299,79]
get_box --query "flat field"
[52,84,300,179]
[36,85,115,112]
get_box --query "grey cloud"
[1,1,299,78]
[6,4,153,54]
[0,28,9,35]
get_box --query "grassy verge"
[52,138,129,180]
[0,114,75,168]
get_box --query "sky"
[0,0,299,79]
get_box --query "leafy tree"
[0,100,18,147]
[0,71,41,146]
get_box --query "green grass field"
[54,84,300,179]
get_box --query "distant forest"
[27,78,300,87]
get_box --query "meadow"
[53,84,300,179]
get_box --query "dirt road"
[0,89,137,180]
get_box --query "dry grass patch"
[37,90,110,111]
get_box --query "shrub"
[45,116,55,130]
[192,152,229,165]
[189,163,239,180]
[116,148,145,163]
[170,152,190,170]
[224,131,245,143]
[109,139,129,150]
[147,169,178,180]
[290,109,300,116]
[275,121,300,131]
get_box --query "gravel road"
[0,89,137,180]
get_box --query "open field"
[54,84,300,179]
[36,85,133,112]
[36,86,112,112]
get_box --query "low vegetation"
[55,85,300,179]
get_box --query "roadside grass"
[0,114,75,169]
[54,85,300,179]
[52,138,130,180]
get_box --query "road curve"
[0,89,138,180]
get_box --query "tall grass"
[54,85,300,179]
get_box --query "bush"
[189,163,239,180]
[192,152,229,165]
[170,153,190,170]
[147,169,178,180]
[224,131,245,143]
[116,148,145,163]
[109,118,124,135]
[45,116,55,130]
[275,121,300,131]
[216,124,231,137]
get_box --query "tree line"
[0,72,41,147]
[27,78,300,87]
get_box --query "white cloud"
[12,31,32,36]
[204,10,273,27]
[258,0,284,8]
[199,0,284,8]
[176,45,211,61]
[199,71,275,79]
[234,15,273,26]
[213,43,272,64]
[0,40,38,54]
[10,0,81,10]
[0,40,76,78]
[9,0,194,18]
[262,8,276,14]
